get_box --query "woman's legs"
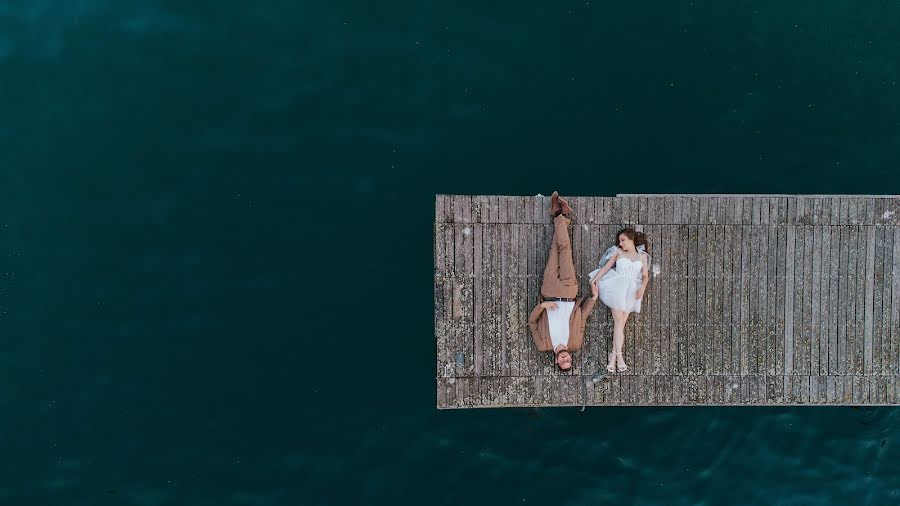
[612,309,631,367]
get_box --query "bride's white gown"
[588,250,646,313]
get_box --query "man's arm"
[528,295,547,335]
[580,294,597,319]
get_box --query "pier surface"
[435,194,900,407]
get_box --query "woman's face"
[618,234,635,251]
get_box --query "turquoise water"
[2,1,899,504]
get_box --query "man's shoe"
[558,195,573,217]
[548,191,561,216]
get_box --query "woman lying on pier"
[588,229,651,373]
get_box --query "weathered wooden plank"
[638,196,649,225]
[434,223,449,277]
[588,224,604,373]
[851,225,865,375]
[743,197,755,226]
[721,225,733,376]
[825,375,836,404]
[801,375,811,404]
[865,198,877,225]
[874,226,885,376]
[810,226,823,375]
[453,195,473,224]
[749,225,761,374]
[750,198,761,226]
[523,225,537,377]
[705,222,715,375]
[835,198,847,226]
[787,197,798,226]
[659,225,671,375]
[838,375,850,403]
[784,225,796,374]
[740,224,751,375]
[774,225,786,375]
[875,375,887,404]
[848,198,860,230]
[864,226,876,374]
[802,196,814,225]
[713,225,724,375]
[770,197,782,226]
[892,227,900,377]
[675,225,687,374]
[828,200,841,376]
[670,196,682,225]
[740,374,751,404]
[766,224,778,375]
[649,225,662,374]
[763,374,774,403]
[886,227,898,376]
[811,375,823,404]
[824,225,837,376]
[657,196,669,226]
[758,375,768,404]
[690,224,701,373]
[536,195,552,224]
[722,375,736,403]
[820,197,833,226]
[486,225,501,374]
[730,225,742,375]
[436,274,453,378]
[698,225,708,374]
[809,197,820,226]
[854,375,868,404]
[506,251,523,377]
[837,225,849,375]
[724,197,736,225]
[454,223,476,377]
[471,195,488,224]
[435,195,449,224]
[596,197,610,224]
[498,223,515,376]
[669,224,680,376]
[797,225,810,376]
[719,197,730,225]
[473,224,485,376]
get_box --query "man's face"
[556,351,572,370]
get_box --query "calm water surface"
[1,1,899,504]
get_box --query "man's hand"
[591,282,598,300]
[540,301,559,311]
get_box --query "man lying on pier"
[528,192,598,371]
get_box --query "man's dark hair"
[555,349,572,371]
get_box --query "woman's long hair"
[615,228,649,252]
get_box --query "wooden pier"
[435,194,900,407]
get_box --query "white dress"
[587,249,646,313]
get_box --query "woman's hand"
[540,301,559,311]
[591,281,599,300]
[635,287,645,300]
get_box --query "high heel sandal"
[606,352,616,373]
[616,351,628,372]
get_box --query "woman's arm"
[640,253,650,288]
[589,249,619,285]
[636,253,650,299]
